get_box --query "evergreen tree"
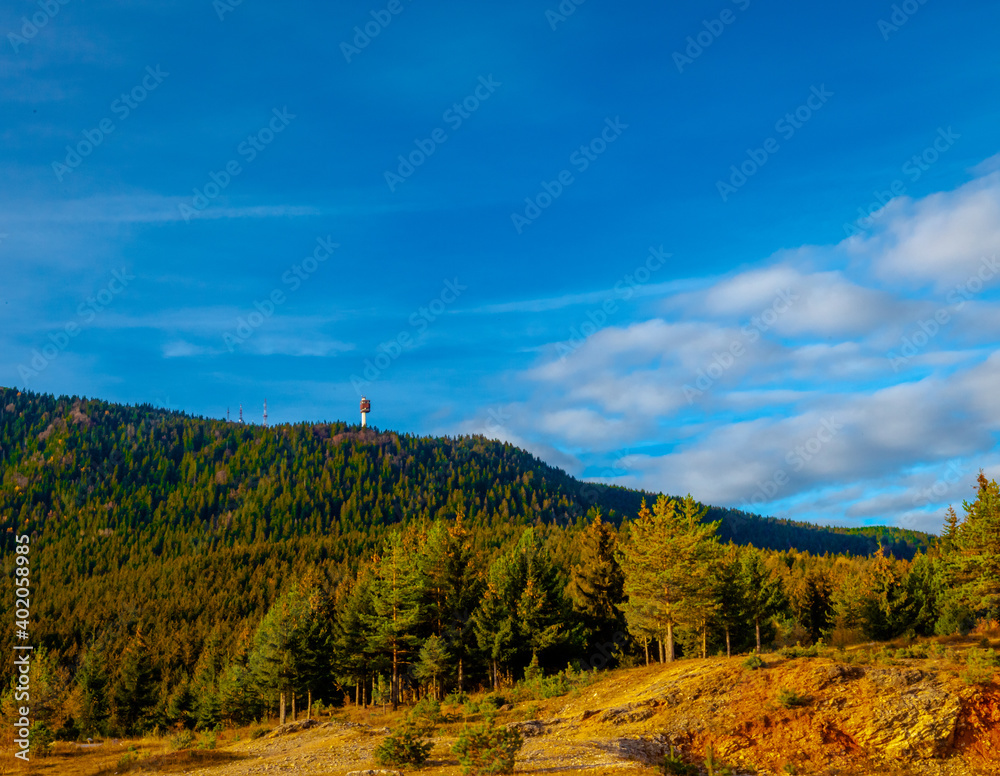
[739,547,785,651]
[618,496,719,662]
[568,512,626,657]
[714,545,745,657]
[110,628,156,736]
[332,569,377,706]
[418,517,483,692]
[74,643,109,737]
[938,472,1000,625]
[413,634,450,699]
[366,531,424,709]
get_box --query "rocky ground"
[9,651,999,776]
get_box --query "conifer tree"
[74,643,109,737]
[568,512,626,656]
[739,547,785,651]
[110,628,156,736]
[418,517,483,692]
[937,472,1000,629]
[366,530,424,709]
[618,495,720,662]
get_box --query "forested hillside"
[0,386,955,743]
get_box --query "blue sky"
[3,0,1000,533]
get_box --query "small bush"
[523,703,541,719]
[452,719,524,775]
[198,732,217,750]
[703,744,732,776]
[661,745,697,775]
[960,647,999,686]
[445,691,470,706]
[779,644,818,659]
[117,752,136,769]
[482,693,507,710]
[374,723,434,767]
[27,722,55,758]
[743,654,765,670]
[171,729,195,750]
[777,688,807,708]
[250,726,269,740]
[410,696,443,726]
[463,700,481,716]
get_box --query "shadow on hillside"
[91,749,246,775]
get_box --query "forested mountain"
[0,386,947,740]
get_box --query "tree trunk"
[308,689,312,720]
[643,637,650,666]
[755,616,761,652]
[292,692,296,722]
[701,621,707,660]
[458,656,464,693]
[355,683,360,707]
[666,622,675,662]
[392,645,399,710]
[725,627,731,658]
[279,691,286,726]
[492,659,499,690]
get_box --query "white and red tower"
[360,397,371,428]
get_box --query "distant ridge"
[0,386,932,561]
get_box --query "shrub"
[373,723,434,767]
[249,726,269,740]
[171,729,195,750]
[482,693,507,710]
[960,648,999,686]
[452,719,524,775]
[742,654,765,670]
[777,688,807,708]
[117,752,136,769]
[445,691,470,706]
[198,731,217,750]
[463,700,481,716]
[779,644,818,659]
[27,722,55,757]
[410,696,443,726]
[661,745,697,776]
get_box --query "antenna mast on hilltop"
[360,396,371,428]
[263,398,268,427]
[239,404,244,424]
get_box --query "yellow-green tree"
[618,495,719,662]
